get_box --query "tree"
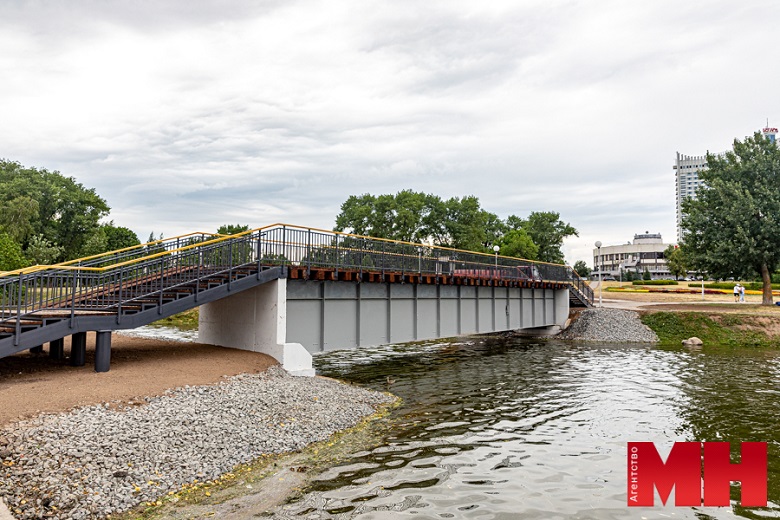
[681,132,780,305]
[0,160,110,260]
[497,228,538,260]
[664,245,688,280]
[642,268,652,281]
[333,191,576,262]
[0,233,27,271]
[573,260,591,278]
[104,224,140,251]
[217,224,250,235]
[515,211,578,264]
[78,223,140,258]
[26,234,63,265]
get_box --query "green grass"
[153,308,199,330]
[640,311,777,347]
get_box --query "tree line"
[0,160,581,276]
[333,190,578,264]
[0,160,140,271]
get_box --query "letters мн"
[627,442,767,507]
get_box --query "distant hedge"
[631,280,678,286]
[704,282,780,290]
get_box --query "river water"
[267,335,780,519]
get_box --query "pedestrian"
[740,284,746,303]
[733,283,740,302]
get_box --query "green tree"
[664,245,688,280]
[514,211,578,264]
[496,228,538,259]
[217,224,250,235]
[0,233,27,271]
[104,224,140,251]
[643,268,652,281]
[26,234,63,265]
[573,260,591,278]
[681,132,780,305]
[0,160,110,260]
[78,223,140,258]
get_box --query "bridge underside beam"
[286,280,569,353]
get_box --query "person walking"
[734,283,740,302]
[740,284,746,303]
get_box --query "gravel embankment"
[557,308,659,343]
[0,366,393,520]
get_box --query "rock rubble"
[0,366,393,519]
[557,308,659,343]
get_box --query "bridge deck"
[0,224,593,370]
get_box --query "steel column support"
[95,331,111,373]
[49,338,64,360]
[71,332,87,367]
[30,345,43,354]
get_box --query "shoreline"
[0,365,394,519]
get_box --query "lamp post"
[595,241,602,307]
[493,245,500,279]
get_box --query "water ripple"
[271,337,780,519]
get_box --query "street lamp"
[493,245,500,279]
[595,241,602,307]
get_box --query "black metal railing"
[0,224,593,345]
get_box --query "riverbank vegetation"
[641,311,780,347]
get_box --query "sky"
[2,0,779,267]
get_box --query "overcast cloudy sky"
[2,1,778,266]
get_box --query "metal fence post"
[228,240,233,291]
[70,270,77,329]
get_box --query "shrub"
[631,279,678,286]
[703,282,780,290]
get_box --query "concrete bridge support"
[198,279,314,376]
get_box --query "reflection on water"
[269,337,780,519]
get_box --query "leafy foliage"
[334,191,577,263]
[217,224,251,235]
[519,211,578,264]
[0,232,27,271]
[663,245,688,280]
[681,132,780,304]
[25,234,63,265]
[573,260,591,278]
[0,160,110,260]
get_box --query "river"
[266,335,780,519]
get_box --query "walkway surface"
[598,298,753,310]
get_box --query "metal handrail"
[0,224,592,343]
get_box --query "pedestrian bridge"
[0,224,593,375]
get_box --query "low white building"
[592,233,674,280]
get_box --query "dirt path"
[0,333,276,428]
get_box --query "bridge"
[0,224,593,375]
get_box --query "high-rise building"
[674,125,778,241]
[674,153,707,242]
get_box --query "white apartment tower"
[674,125,778,241]
[674,153,707,242]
